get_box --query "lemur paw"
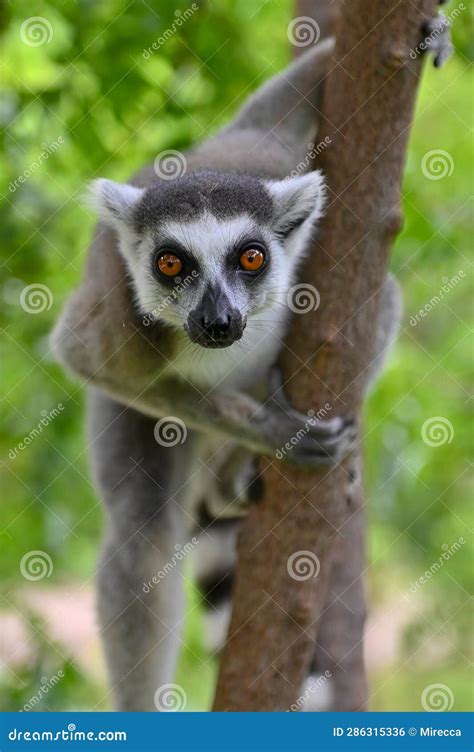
[207,456,264,520]
[421,12,453,68]
[223,459,264,516]
[262,365,358,468]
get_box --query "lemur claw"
[422,13,453,68]
[267,364,358,467]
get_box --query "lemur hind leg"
[189,447,264,655]
[88,389,193,711]
[191,510,239,655]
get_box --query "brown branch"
[294,0,367,713]
[213,0,439,711]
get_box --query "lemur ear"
[265,171,326,240]
[88,179,144,229]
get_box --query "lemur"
[52,17,451,711]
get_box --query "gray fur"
[133,171,274,230]
[51,38,401,711]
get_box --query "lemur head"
[90,170,325,348]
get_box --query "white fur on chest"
[164,308,287,391]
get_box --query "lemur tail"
[225,37,335,147]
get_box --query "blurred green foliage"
[1,0,472,711]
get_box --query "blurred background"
[0,0,472,712]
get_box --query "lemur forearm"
[52,313,354,466]
[51,310,265,450]
[102,374,268,454]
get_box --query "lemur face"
[90,170,325,348]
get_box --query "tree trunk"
[295,0,368,713]
[213,0,439,711]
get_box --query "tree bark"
[213,0,439,711]
[295,0,368,713]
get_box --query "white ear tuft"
[266,171,326,240]
[88,179,144,228]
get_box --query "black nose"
[201,314,231,339]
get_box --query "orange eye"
[157,252,183,277]
[239,248,265,272]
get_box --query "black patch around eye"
[151,242,200,287]
[233,240,270,281]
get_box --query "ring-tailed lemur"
[51,17,450,709]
